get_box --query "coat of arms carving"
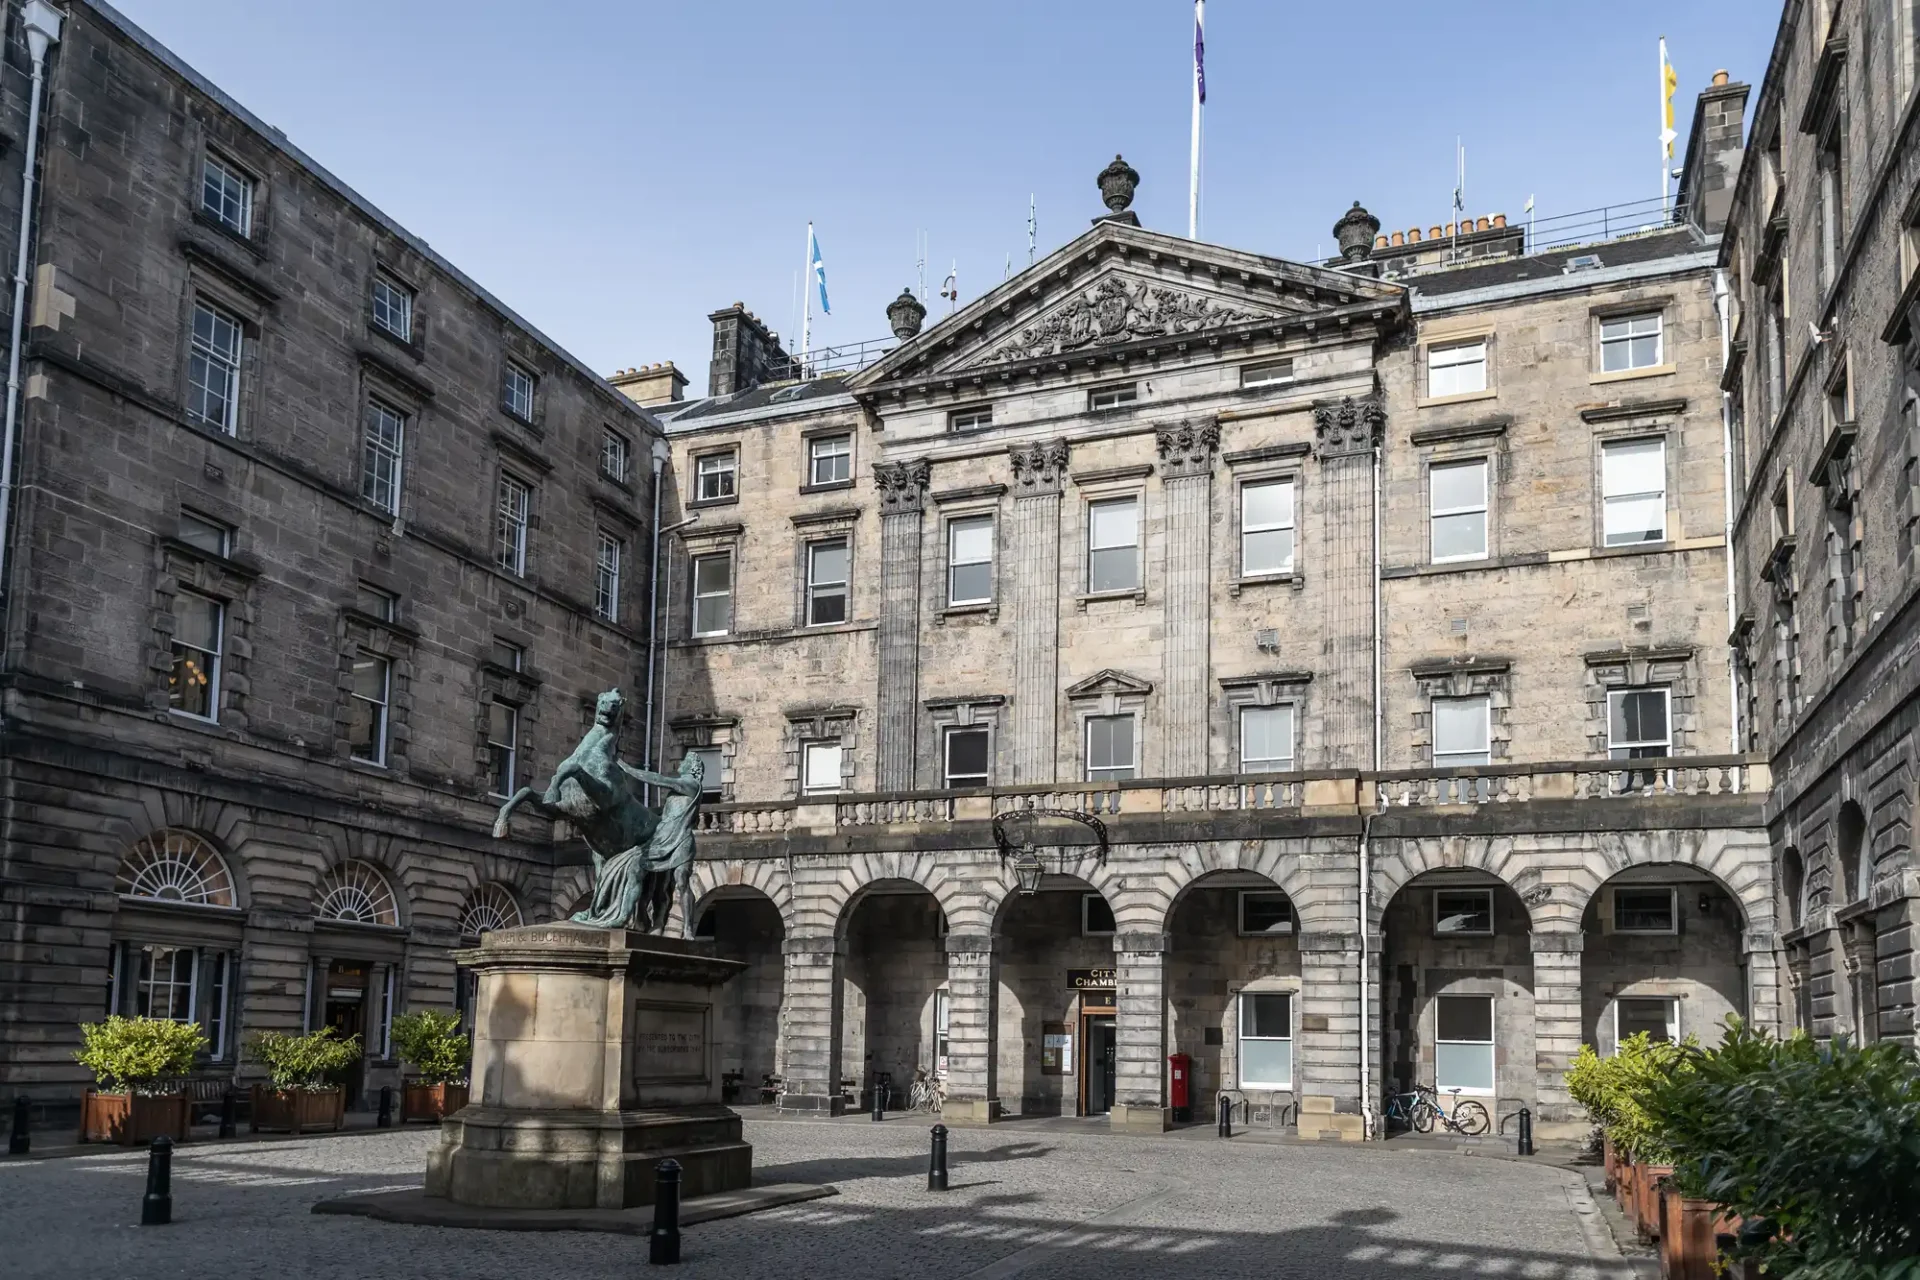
[973,275,1264,366]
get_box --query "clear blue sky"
[111,1,1775,396]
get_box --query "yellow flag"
[1662,41,1679,157]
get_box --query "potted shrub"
[72,1016,204,1144]
[390,1010,470,1123]
[247,1027,358,1134]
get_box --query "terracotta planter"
[78,1090,190,1145]
[1615,1157,1637,1221]
[400,1081,468,1124]
[1602,1134,1619,1193]
[1635,1164,1676,1242]
[1658,1188,1740,1280]
[249,1085,344,1134]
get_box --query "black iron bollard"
[927,1124,949,1192]
[649,1158,682,1265]
[9,1095,28,1156]
[141,1136,173,1226]
[1217,1095,1233,1139]
[217,1087,236,1140]
[1517,1106,1535,1156]
[377,1085,393,1129]
[870,1081,885,1122]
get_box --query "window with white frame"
[1600,312,1664,372]
[1602,438,1667,546]
[601,427,631,483]
[685,745,724,803]
[1238,992,1292,1088]
[942,725,990,788]
[1241,358,1294,388]
[1241,479,1295,576]
[503,363,536,421]
[1427,338,1488,397]
[949,405,993,432]
[806,538,850,625]
[694,451,737,502]
[808,433,852,486]
[594,530,623,622]
[133,944,198,1023]
[1087,496,1140,593]
[1615,996,1679,1047]
[169,589,222,721]
[1612,886,1677,933]
[690,552,732,636]
[1607,687,1671,759]
[1084,713,1136,782]
[348,650,390,765]
[187,301,243,434]
[1431,695,1490,766]
[1088,383,1138,411]
[486,701,519,797]
[1239,704,1295,772]
[491,639,523,672]
[495,474,531,575]
[1429,459,1489,562]
[1434,995,1495,1094]
[1238,892,1294,935]
[947,515,993,605]
[1434,888,1494,936]
[360,399,406,515]
[200,155,253,236]
[802,740,843,794]
[1082,893,1116,935]
[371,273,413,342]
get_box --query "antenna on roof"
[916,230,928,304]
[1028,194,1036,266]
[1451,139,1467,261]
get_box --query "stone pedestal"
[425,924,751,1210]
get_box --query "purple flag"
[1194,9,1206,104]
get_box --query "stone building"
[645,102,1777,1139]
[1722,0,1920,1047]
[0,1,663,1109]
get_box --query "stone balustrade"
[685,756,1767,837]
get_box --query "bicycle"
[906,1067,945,1115]
[1384,1083,1490,1136]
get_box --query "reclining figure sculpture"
[490,688,703,934]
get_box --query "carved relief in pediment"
[966,275,1270,368]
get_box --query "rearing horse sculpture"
[491,688,703,933]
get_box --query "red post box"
[1168,1052,1192,1123]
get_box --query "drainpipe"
[0,1,63,617]
[1359,431,1383,1140]
[640,438,670,769]
[1712,268,1741,769]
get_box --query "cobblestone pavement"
[0,1115,1636,1279]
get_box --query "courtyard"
[1,1115,1640,1279]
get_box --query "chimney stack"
[609,362,687,407]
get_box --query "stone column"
[873,460,931,791]
[1783,941,1812,1034]
[1296,930,1365,1141]
[304,952,331,1033]
[1310,397,1386,761]
[1007,440,1069,784]
[1109,929,1168,1132]
[779,934,845,1114]
[1744,928,1783,1035]
[1530,930,1585,1137]
[1155,420,1219,777]
[942,931,1000,1125]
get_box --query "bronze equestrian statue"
[490,688,704,933]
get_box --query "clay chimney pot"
[1390,231,1404,246]
[1407,228,1422,243]
[1712,69,1729,85]
[1492,214,1507,228]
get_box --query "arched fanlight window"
[460,883,523,937]
[116,830,236,908]
[316,860,400,927]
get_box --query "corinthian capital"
[873,458,932,514]
[1311,395,1386,458]
[1154,417,1221,477]
[1008,439,1070,496]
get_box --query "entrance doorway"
[1081,1013,1116,1116]
[322,959,369,1107]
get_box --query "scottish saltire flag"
[1193,5,1206,105]
[809,223,830,316]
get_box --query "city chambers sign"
[1067,968,1116,991]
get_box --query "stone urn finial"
[1333,201,1381,263]
[886,288,927,340]
[1097,154,1140,214]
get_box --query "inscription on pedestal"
[631,1001,711,1085]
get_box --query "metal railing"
[1522,196,1692,254]
[760,336,896,383]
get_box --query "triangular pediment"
[1065,668,1154,699]
[852,220,1404,391]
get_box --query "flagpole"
[1659,38,1670,212]
[801,221,812,372]
[1189,0,1203,240]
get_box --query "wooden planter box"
[1602,1134,1620,1194]
[1615,1158,1638,1223]
[78,1090,190,1145]
[249,1085,344,1134]
[1659,1187,1740,1280]
[400,1081,468,1124]
[1635,1163,1676,1242]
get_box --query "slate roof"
[1407,229,1707,297]
[653,374,856,432]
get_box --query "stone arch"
[805,849,996,940]
[311,824,416,928]
[458,882,525,937]
[1559,829,1775,934]
[1369,835,1542,931]
[114,827,245,911]
[1136,839,1335,935]
[314,859,403,928]
[674,858,795,935]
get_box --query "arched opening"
[993,876,1118,1118]
[693,889,784,1106]
[1166,870,1300,1129]
[840,880,946,1113]
[310,859,407,1108]
[109,830,244,1069]
[1836,800,1866,906]
[1581,865,1747,1056]
[1378,869,1534,1131]
[1781,845,1805,930]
